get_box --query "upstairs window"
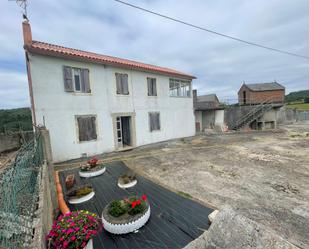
[76,115,97,142]
[115,73,129,95]
[63,66,91,93]
[147,77,157,96]
[169,78,191,97]
[149,112,160,132]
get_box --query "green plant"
[67,186,93,198]
[304,97,309,103]
[119,173,136,184]
[108,195,148,218]
[108,200,127,217]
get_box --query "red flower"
[141,195,147,201]
[136,200,141,205]
[131,201,137,208]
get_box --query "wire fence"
[0,131,44,249]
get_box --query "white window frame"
[169,78,191,97]
[73,68,82,92]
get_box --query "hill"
[0,107,32,133]
[285,90,309,103]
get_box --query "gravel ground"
[123,122,309,249]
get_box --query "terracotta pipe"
[54,171,70,214]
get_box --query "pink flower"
[82,242,86,247]
[71,236,76,241]
[63,241,69,249]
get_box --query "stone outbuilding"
[193,90,225,132]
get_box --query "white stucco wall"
[29,54,195,162]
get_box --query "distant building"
[193,90,224,132]
[22,21,196,162]
[238,82,285,105]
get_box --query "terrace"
[58,161,213,249]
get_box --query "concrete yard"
[122,122,309,248]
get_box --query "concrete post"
[39,127,58,216]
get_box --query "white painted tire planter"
[68,191,95,204]
[79,166,106,178]
[84,239,93,249]
[117,179,137,189]
[102,206,151,234]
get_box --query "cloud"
[0,0,308,108]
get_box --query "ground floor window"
[149,112,160,132]
[76,115,97,141]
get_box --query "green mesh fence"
[0,132,44,249]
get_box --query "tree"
[304,97,309,103]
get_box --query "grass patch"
[177,191,192,199]
[286,103,309,110]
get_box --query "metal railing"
[0,132,44,249]
[231,98,275,130]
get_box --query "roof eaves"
[24,42,196,80]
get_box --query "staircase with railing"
[231,98,275,130]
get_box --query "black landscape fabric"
[59,161,213,249]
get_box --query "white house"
[22,21,196,162]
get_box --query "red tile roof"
[25,41,196,79]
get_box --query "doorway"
[115,116,132,148]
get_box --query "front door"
[115,116,131,148]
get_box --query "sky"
[0,0,309,109]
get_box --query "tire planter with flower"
[79,157,106,178]
[102,195,150,234]
[117,173,137,189]
[46,210,101,249]
[67,185,95,204]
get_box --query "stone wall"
[0,133,20,153]
[0,131,33,153]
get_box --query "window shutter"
[63,66,74,92]
[147,78,152,96]
[116,73,121,94]
[77,117,85,141]
[81,69,91,93]
[90,116,97,139]
[122,74,129,95]
[153,79,157,96]
[149,113,153,131]
[156,113,160,130]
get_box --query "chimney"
[22,21,32,46]
[193,89,197,102]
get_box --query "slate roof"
[25,41,196,79]
[194,94,223,110]
[196,94,219,103]
[244,82,285,91]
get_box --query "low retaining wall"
[31,163,54,249]
[277,107,309,124]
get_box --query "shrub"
[108,200,127,217]
[304,97,309,103]
[67,185,93,198]
[46,210,101,249]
